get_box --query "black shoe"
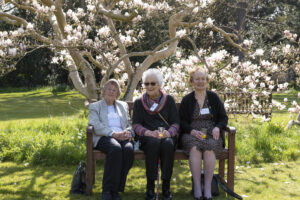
[111,192,122,200]
[163,190,172,200]
[102,191,112,200]
[145,189,155,200]
[194,197,204,200]
[203,197,212,200]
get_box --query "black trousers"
[96,136,134,193]
[140,136,176,189]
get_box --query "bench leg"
[227,155,234,191]
[86,149,94,195]
[86,159,93,195]
[218,159,225,182]
[93,159,96,185]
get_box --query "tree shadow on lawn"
[0,163,74,200]
[0,92,85,121]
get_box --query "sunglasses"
[144,82,156,86]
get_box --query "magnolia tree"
[0,0,299,118]
[161,29,300,119]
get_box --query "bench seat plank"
[93,149,229,160]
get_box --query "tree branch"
[123,8,193,100]
[186,36,210,70]
[40,0,54,7]
[5,0,36,12]
[98,8,138,22]
[210,24,248,53]
[0,12,53,44]
[81,51,105,70]
[0,12,27,25]
[105,16,133,75]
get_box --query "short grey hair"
[142,68,164,87]
[101,79,121,99]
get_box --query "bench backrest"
[127,91,272,117]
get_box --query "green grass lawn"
[0,87,299,199]
[0,87,85,121]
[0,160,299,200]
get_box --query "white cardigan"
[88,99,133,147]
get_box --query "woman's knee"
[108,141,122,155]
[145,137,161,150]
[123,142,134,155]
[189,146,201,155]
[161,138,175,150]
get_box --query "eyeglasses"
[144,82,156,86]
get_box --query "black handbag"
[191,173,243,199]
[70,161,91,195]
[191,173,219,196]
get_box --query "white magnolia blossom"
[243,39,253,47]
[26,23,34,30]
[176,29,186,38]
[205,17,214,26]
[255,49,264,56]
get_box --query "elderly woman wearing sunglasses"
[132,68,180,200]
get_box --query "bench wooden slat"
[93,149,229,160]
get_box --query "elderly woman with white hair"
[89,79,134,200]
[132,68,180,200]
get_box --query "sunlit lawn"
[0,87,85,121]
[0,87,299,200]
[0,160,299,200]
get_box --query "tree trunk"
[236,1,247,60]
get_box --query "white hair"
[142,68,164,87]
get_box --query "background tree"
[0,0,299,117]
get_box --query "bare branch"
[105,16,133,75]
[0,12,27,25]
[210,24,248,53]
[186,36,210,70]
[5,0,36,12]
[177,21,199,27]
[81,51,105,70]
[0,12,54,44]
[98,8,138,22]
[40,0,54,7]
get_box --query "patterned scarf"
[141,90,167,114]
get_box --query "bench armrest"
[224,126,236,135]
[86,125,94,135]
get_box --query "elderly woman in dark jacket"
[133,68,179,200]
[179,67,228,200]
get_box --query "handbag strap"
[214,174,243,200]
[157,112,170,127]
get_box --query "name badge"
[150,103,158,111]
[200,108,210,115]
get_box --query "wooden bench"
[86,101,237,195]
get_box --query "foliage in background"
[0,116,87,165]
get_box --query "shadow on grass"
[0,163,76,200]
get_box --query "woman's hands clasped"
[112,130,132,141]
[191,127,220,140]
[144,130,171,139]
[191,129,206,140]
